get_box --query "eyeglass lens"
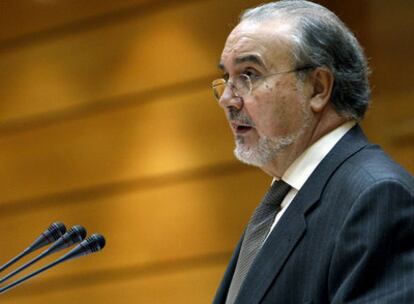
[212,74,250,100]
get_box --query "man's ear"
[309,67,334,113]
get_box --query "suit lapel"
[233,125,369,304]
[235,204,307,304]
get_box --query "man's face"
[218,21,313,168]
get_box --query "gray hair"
[240,0,371,120]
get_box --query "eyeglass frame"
[211,65,315,101]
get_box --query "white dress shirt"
[268,121,356,235]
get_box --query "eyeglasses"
[211,65,314,101]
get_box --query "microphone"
[0,234,106,294]
[0,225,87,284]
[0,222,66,273]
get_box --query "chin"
[234,133,296,167]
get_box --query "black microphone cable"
[0,234,106,294]
[0,225,87,284]
[0,222,66,273]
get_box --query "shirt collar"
[281,121,356,190]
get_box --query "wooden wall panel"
[0,89,234,203]
[0,0,153,42]
[0,263,225,303]
[0,169,269,301]
[362,0,414,173]
[0,1,268,301]
[0,169,269,266]
[363,90,414,173]
[367,0,414,94]
[0,0,259,123]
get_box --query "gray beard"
[233,106,311,167]
[231,82,310,167]
[234,133,298,167]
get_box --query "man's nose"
[218,86,243,110]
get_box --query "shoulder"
[317,143,414,220]
[329,143,413,195]
[327,149,414,303]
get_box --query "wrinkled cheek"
[264,83,274,92]
[261,109,294,137]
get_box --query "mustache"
[228,108,255,126]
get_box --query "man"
[212,1,414,303]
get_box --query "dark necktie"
[226,180,291,304]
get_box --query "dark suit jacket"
[214,125,414,304]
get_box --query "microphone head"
[29,222,67,252]
[82,234,106,253]
[47,225,87,254]
[48,222,67,240]
[71,225,87,241]
[61,233,106,262]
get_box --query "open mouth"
[232,123,253,134]
[237,125,252,132]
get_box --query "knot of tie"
[263,180,292,206]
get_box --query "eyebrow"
[235,54,266,68]
[218,54,266,72]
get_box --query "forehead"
[220,20,294,71]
